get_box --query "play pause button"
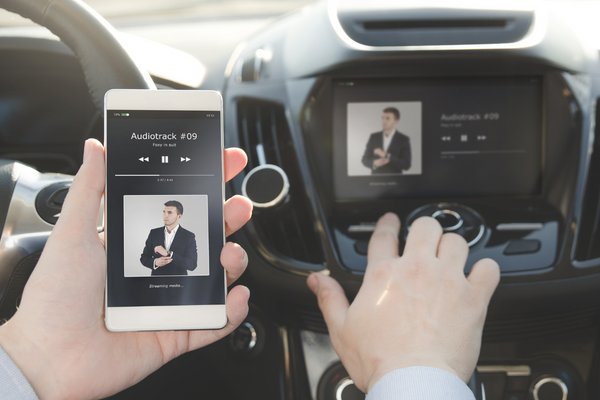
[138,157,149,162]
[180,157,191,162]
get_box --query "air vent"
[336,7,534,47]
[575,101,600,262]
[237,99,325,265]
[362,19,509,31]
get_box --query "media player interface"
[106,110,224,307]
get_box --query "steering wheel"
[0,0,155,321]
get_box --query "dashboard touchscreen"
[332,77,542,200]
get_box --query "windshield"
[0,0,316,27]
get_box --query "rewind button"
[138,157,149,162]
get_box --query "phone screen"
[105,110,224,307]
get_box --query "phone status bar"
[107,110,219,119]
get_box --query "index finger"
[367,213,401,264]
[403,217,443,258]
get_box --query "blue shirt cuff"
[366,366,476,400]
[0,345,39,399]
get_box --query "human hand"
[0,139,253,400]
[154,256,172,267]
[307,213,499,393]
[154,245,168,256]
[373,157,389,168]
[373,148,386,158]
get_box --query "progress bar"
[441,150,526,155]
[115,174,214,177]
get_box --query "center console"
[220,1,600,398]
[300,71,580,278]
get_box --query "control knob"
[242,164,289,209]
[230,322,257,353]
[533,377,568,400]
[405,203,486,247]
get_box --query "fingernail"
[83,140,91,163]
[307,273,319,294]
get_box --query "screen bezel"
[104,89,226,331]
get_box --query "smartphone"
[104,89,226,331]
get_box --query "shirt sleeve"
[0,346,39,399]
[366,367,476,400]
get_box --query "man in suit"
[361,107,412,174]
[140,200,198,276]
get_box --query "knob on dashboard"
[230,321,257,352]
[242,164,289,209]
[335,377,364,400]
[431,209,463,231]
[533,377,568,400]
[317,362,365,400]
[405,203,486,247]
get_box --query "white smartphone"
[104,89,226,331]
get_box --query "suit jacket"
[361,130,411,174]
[140,225,198,276]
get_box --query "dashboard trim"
[327,1,547,52]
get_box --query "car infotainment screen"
[332,77,542,200]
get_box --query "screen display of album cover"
[332,77,542,200]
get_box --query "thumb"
[467,258,500,305]
[307,273,349,337]
[55,139,105,233]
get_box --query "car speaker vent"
[237,99,325,266]
[575,101,600,262]
[362,19,509,31]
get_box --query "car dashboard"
[1,1,600,399]
[221,2,600,399]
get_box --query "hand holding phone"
[0,139,253,399]
[104,90,233,331]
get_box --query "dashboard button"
[353,240,368,255]
[348,224,376,233]
[504,239,541,255]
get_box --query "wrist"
[366,358,465,392]
[0,318,61,399]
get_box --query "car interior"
[0,0,599,399]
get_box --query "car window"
[0,0,317,27]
